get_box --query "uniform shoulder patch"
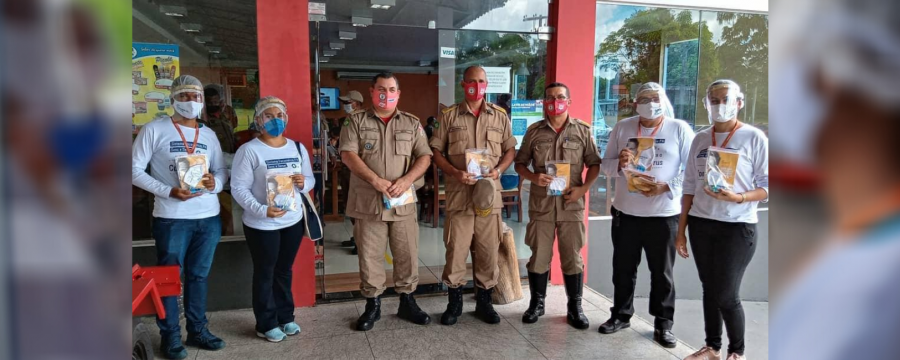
[441,104,457,114]
[573,118,592,128]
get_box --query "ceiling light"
[207,47,222,54]
[329,41,345,50]
[351,16,372,27]
[195,36,213,44]
[370,0,395,9]
[323,50,337,57]
[181,23,202,33]
[160,5,187,17]
[419,60,432,67]
[319,57,330,63]
[339,24,357,40]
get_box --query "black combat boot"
[522,272,549,324]
[474,288,501,324]
[440,287,463,325]
[564,272,590,329]
[398,293,431,325]
[355,297,381,331]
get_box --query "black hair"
[204,87,220,98]
[372,72,400,89]
[545,82,570,98]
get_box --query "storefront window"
[590,3,769,216]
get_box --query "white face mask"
[173,100,204,119]
[709,103,739,123]
[343,103,354,113]
[636,102,664,120]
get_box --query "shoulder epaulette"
[441,104,458,114]
[400,111,420,122]
[573,118,592,128]
[487,102,507,114]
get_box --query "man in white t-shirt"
[132,75,228,359]
[598,83,694,348]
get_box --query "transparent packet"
[546,161,571,196]
[266,170,298,211]
[175,154,209,194]
[465,148,492,180]
[623,168,657,193]
[625,137,656,172]
[705,146,740,193]
[383,184,418,210]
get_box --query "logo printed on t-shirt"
[169,141,208,153]
[265,157,300,169]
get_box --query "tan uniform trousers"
[442,212,503,290]
[355,217,419,298]
[525,220,585,275]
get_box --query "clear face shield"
[634,83,675,120]
[703,81,744,123]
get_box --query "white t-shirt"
[231,138,315,231]
[684,124,769,223]
[132,117,227,219]
[602,116,695,217]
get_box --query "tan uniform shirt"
[430,101,517,215]
[514,117,602,222]
[340,108,432,221]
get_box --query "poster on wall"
[511,99,544,149]
[132,42,180,130]
[483,66,511,94]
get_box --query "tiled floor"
[143,285,698,359]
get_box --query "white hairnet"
[171,75,204,99]
[254,96,288,121]
[635,82,675,118]
[702,79,744,109]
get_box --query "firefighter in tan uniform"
[514,82,601,329]
[340,73,433,331]
[430,66,517,325]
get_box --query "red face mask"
[463,82,487,101]
[545,99,568,116]
[371,90,399,112]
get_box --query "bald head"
[463,66,486,82]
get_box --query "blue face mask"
[262,118,286,137]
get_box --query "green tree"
[452,31,546,102]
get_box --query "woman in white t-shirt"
[231,96,315,343]
[677,80,769,360]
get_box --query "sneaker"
[281,322,301,335]
[160,334,188,360]
[725,353,746,360]
[185,328,226,350]
[256,327,287,343]
[685,346,721,360]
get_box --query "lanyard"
[637,118,664,138]
[172,118,200,154]
[712,121,742,148]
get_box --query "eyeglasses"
[636,97,661,104]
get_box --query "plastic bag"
[175,154,209,193]
[266,170,298,211]
[705,147,740,193]
[383,184,417,210]
[546,161,570,196]
[465,148,492,180]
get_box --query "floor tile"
[210,302,361,347]
[365,321,545,360]
[194,333,373,360]
[494,285,600,319]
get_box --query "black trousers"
[610,207,678,330]
[688,215,757,355]
[244,219,306,333]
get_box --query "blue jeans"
[152,215,221,337]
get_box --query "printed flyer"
[175,154,208,193]
[624,137,658,193]
[133,42,180,129]
[266,171,298,211]
[510,99,544,149]
[706,147,740,192]
[546,161,571,196]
